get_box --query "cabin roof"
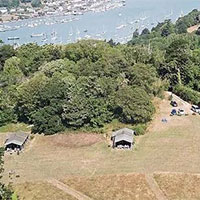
[5,132,29,146]
[112,128,134,137]
[114,133,134,143]
[112,128,134,144]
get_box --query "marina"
[0,0,199,45]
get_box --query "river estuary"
[0,0,199,45]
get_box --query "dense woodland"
[1,10,200,137]
[1,10,200,136]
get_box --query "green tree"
[39,59,75,77]
[160,38,192,86]
[0,45,15,71]
[115,86,155,123]
[31,107,65,134]
[2,57,23,85]
[16,73,49,122]
[141,28,150,36]
[127,63,157,94]
[62,76,113,128]
[16,43,46,75]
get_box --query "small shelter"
[5,132,29,151]
[111,128,135,149]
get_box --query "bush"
[173,84,200,105]
[133,124,147,136]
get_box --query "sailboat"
[76,28,81,41]
[42,33,48,42]
[69,27,73,37]
[180,10,184,18]
[51,30,58,41]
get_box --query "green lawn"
[0,123,31,133]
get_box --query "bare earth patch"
[187,24,200,33]
[61,174,157,200]
[154,172,200,200]
[38,133,103,148]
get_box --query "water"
[0,0,199,45]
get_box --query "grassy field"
[0,123,31,133]
[3,93,200,199]
[61,174,157,200]
[14,182,76,200]
[154,173,200,200]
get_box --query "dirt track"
[48,178,92,200]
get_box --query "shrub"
[173,84,200,105]
[133,124,147,136]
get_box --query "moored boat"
[8,36,20,40]
[31,33,44,37]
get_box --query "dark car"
[171,109,177,116]
[170,101,178,107]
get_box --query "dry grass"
[154,173,200,200]
[14,182,77,200]
[61,174,156,200]
[3,92,200,199]
[3,93,200,183]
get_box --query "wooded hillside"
[1,10,200,135]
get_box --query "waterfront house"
[111,128,135,149]
[0,7,8,15]
[9,8,16,14]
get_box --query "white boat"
[8,36,19,40]
[140,16,148,21]
[85,34,91,39]
[180,10,184,18]
[51,31,58,41]
[42,34,48,42]
[116,24,126,30]
[31,33,44,37]
[69,27,73,36]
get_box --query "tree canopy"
[1,11,200,134]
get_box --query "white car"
[178,109,185,115]
[191,105,200,113]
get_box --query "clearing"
[2,92,200,199]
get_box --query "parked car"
[171,109,177,116]
[178,109,185,116]
[170,101,178,107]
[191,105,200,113]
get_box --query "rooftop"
[5,132,29,146]
[112,128,134,137]
[112,128,134,144]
